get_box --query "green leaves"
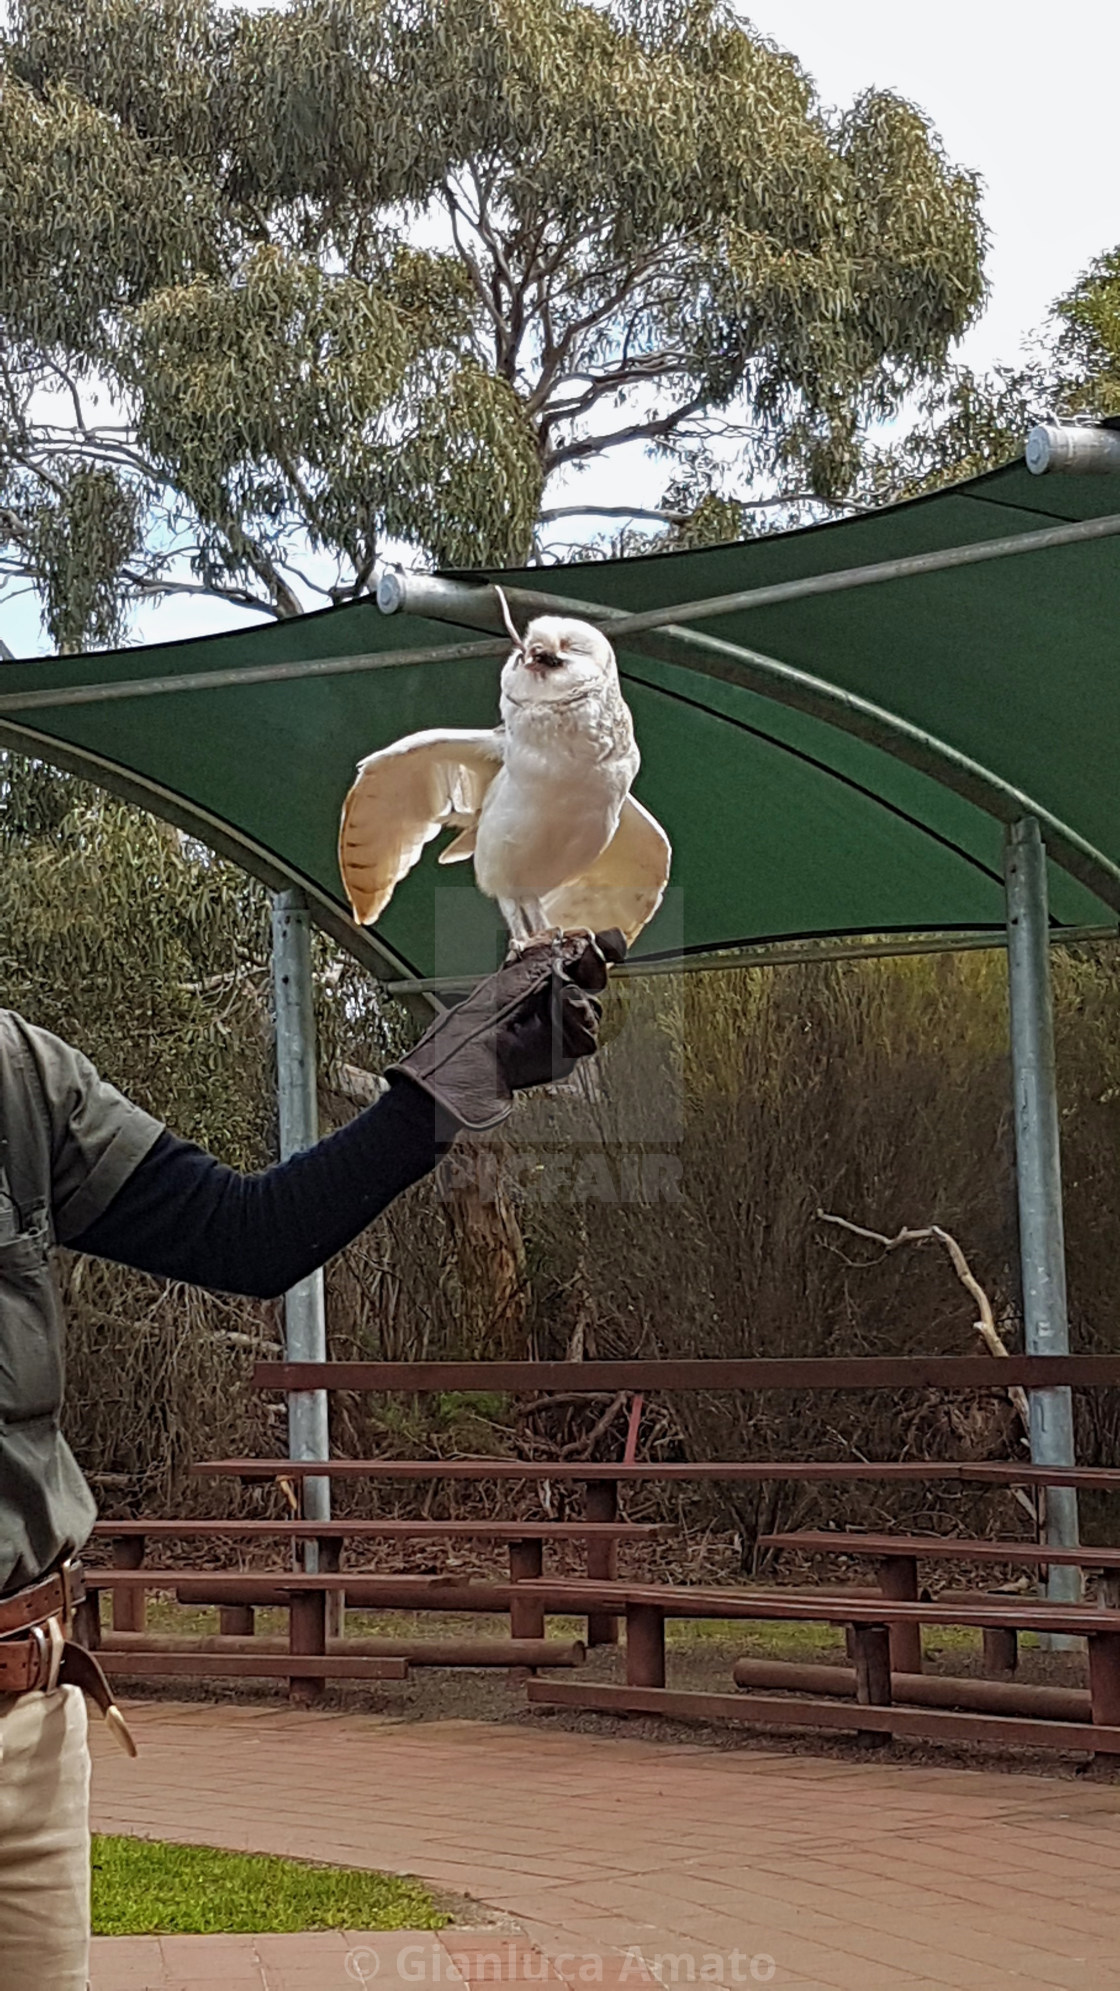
[1055,249,1120,418]
[0,72,218,356]
[0,759,273,1158]
[24,466,142,652]
[376,363,543,569]
[131,247,412,523]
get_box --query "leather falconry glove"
[388,929,626,1131]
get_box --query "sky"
[6,0,1120,654]
[744,0,1120,375]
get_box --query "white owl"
[339,600,671,948]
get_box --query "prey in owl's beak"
[523,642,565,675]
[494,588,618,712]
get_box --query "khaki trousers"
[0,1685,90,1990]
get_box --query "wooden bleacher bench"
[81,1566,567,1692]
[194,1353,1120,1506]
[250,1356,1120,1390]
[760,1528,1120,1674]
[762,1527,1120,1571]
[132,1354,1120,1740]
[84,1517,662,1683]
[507,1577,1120,1758]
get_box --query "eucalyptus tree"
[857,247,1120,507]
[854,362,1047,506]
[0,0,986,649]
[1052,249,1120,415]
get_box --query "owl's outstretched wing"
[540,795,671,945]
[339,728,504,926]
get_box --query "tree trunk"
[443,1138,528,1358]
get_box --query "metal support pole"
[271,890,330,1559]
[1004,820,1080,1615]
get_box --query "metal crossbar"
[582,508,1120,640]
[3,506,1120,718]
[385,924,1118,995]
[378,575,1120,922]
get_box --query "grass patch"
[138,1598,1001,1664]
[90,1836,450,1936]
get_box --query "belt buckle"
[25,1624,49,1690]
[26,1618,64,1692]
[58,1558,82,1634]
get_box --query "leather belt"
[0,1560,137,1755]
[0,1561,84,1637]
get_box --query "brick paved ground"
[89,1703,1120,1991]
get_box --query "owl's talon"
[503,925,563,962]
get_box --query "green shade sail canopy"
[1,455,1118,986]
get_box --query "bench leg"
[877,1557,922,1675]
[219,1605,256,1637]
[852,1622,892,1749]
[626,1604,666,1688]
[111,1537,146,1634]
[509,1540,545,1640]
[318,1537,344,1641]
[585,1482,619,1647]
[1089,1633,1120,1728]
[73,1588,101,1650]
[289,1591,327,1705]
[982,1626,1019,1677]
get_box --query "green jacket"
[0,1012,163,1593]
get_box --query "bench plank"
[253,1357,1120,1393]
[189,1458,1120,1489]
[525,1681,1120,1755]
[510,1578,1120,1637]
[98,1651,409,1682]
[763,1530,1120,1569]
[91,1520,657,1541]
[85,1569,512,1603]
[85,1568,1120,1636]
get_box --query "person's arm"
[71,1079,457,1299]
[65,929,619,1298]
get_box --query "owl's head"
[500,613,618,709]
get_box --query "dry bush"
[181,938,1120,1548]
[55,929,1120,1543]
[391,944,1120,1559]
[10,756,1119,1546]
[60,1254,281,1517]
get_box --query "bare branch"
[0,507,34,550]
[549,395,711,469]
[538,492,862,527]
[122,570,281,618]
[558,1390,629,1459]
[540,504,691,525]
[516,1392,616,1418]
[815,1209,1031,1437]
[442,182,507,341]
[36,359,90,438]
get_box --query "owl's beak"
[524,647,564,674]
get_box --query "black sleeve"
[70,1078,457,1299]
